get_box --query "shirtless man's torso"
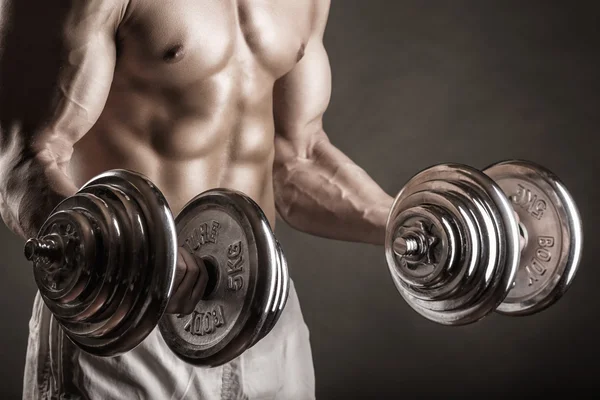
[72,0,319,219]
[0,0,393,398]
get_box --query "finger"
[184,251,208,305]
[176,249,201,315]
[172,252,187,293]
[166,253,188,313]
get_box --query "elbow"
[272,128,330,225]
[274,190,301,231]
[272,159,294,225]
[272,153,306,228]
[273,155,316,231]
[274,126,330,162]
[272,135,297,209]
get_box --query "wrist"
[16,185,70,239]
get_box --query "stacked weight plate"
[28,170,177,356]
[385,160,583,325]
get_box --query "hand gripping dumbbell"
[384,160,583,325]
[23,170,289,367]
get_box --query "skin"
[0,0,393,314]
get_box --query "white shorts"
[23,281,315,400]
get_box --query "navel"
[163,45,186,63]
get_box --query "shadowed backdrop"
[1,1,599,398]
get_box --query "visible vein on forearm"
[279,161,365,220]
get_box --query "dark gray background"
[1,1,599,398]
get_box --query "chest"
[118,0,314,82]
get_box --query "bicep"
[0,0,123,158]
[273,1,332,159]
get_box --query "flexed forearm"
[274,131,393,245]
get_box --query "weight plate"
[393,191,477,305]
[251,243,280,346]
[270,242,289,335]
[386,163,521,325]
[254,239,289,345]
[484,160,583,315]
[202,194,282,363]
[390,181,488,313]
[67,186,132,332]
[69,170,177,357]
[74,184,148,337]
[159,189,279,367]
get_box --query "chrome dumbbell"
[385,160,583,325]
[24,170,289,366]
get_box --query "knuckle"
[176,252,186,267]
[175,264,186,280]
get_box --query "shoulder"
[62,0,130,41]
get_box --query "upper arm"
[0,0,126,163]
[273,0,331,160]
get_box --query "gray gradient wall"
[1,1,598,398]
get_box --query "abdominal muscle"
[68,70,278,226]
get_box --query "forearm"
[0,148,77,239]
[0,0,118,240]
[274,133,393,245]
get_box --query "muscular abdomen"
[70,64,277,221]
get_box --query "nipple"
[163,45,186,63]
